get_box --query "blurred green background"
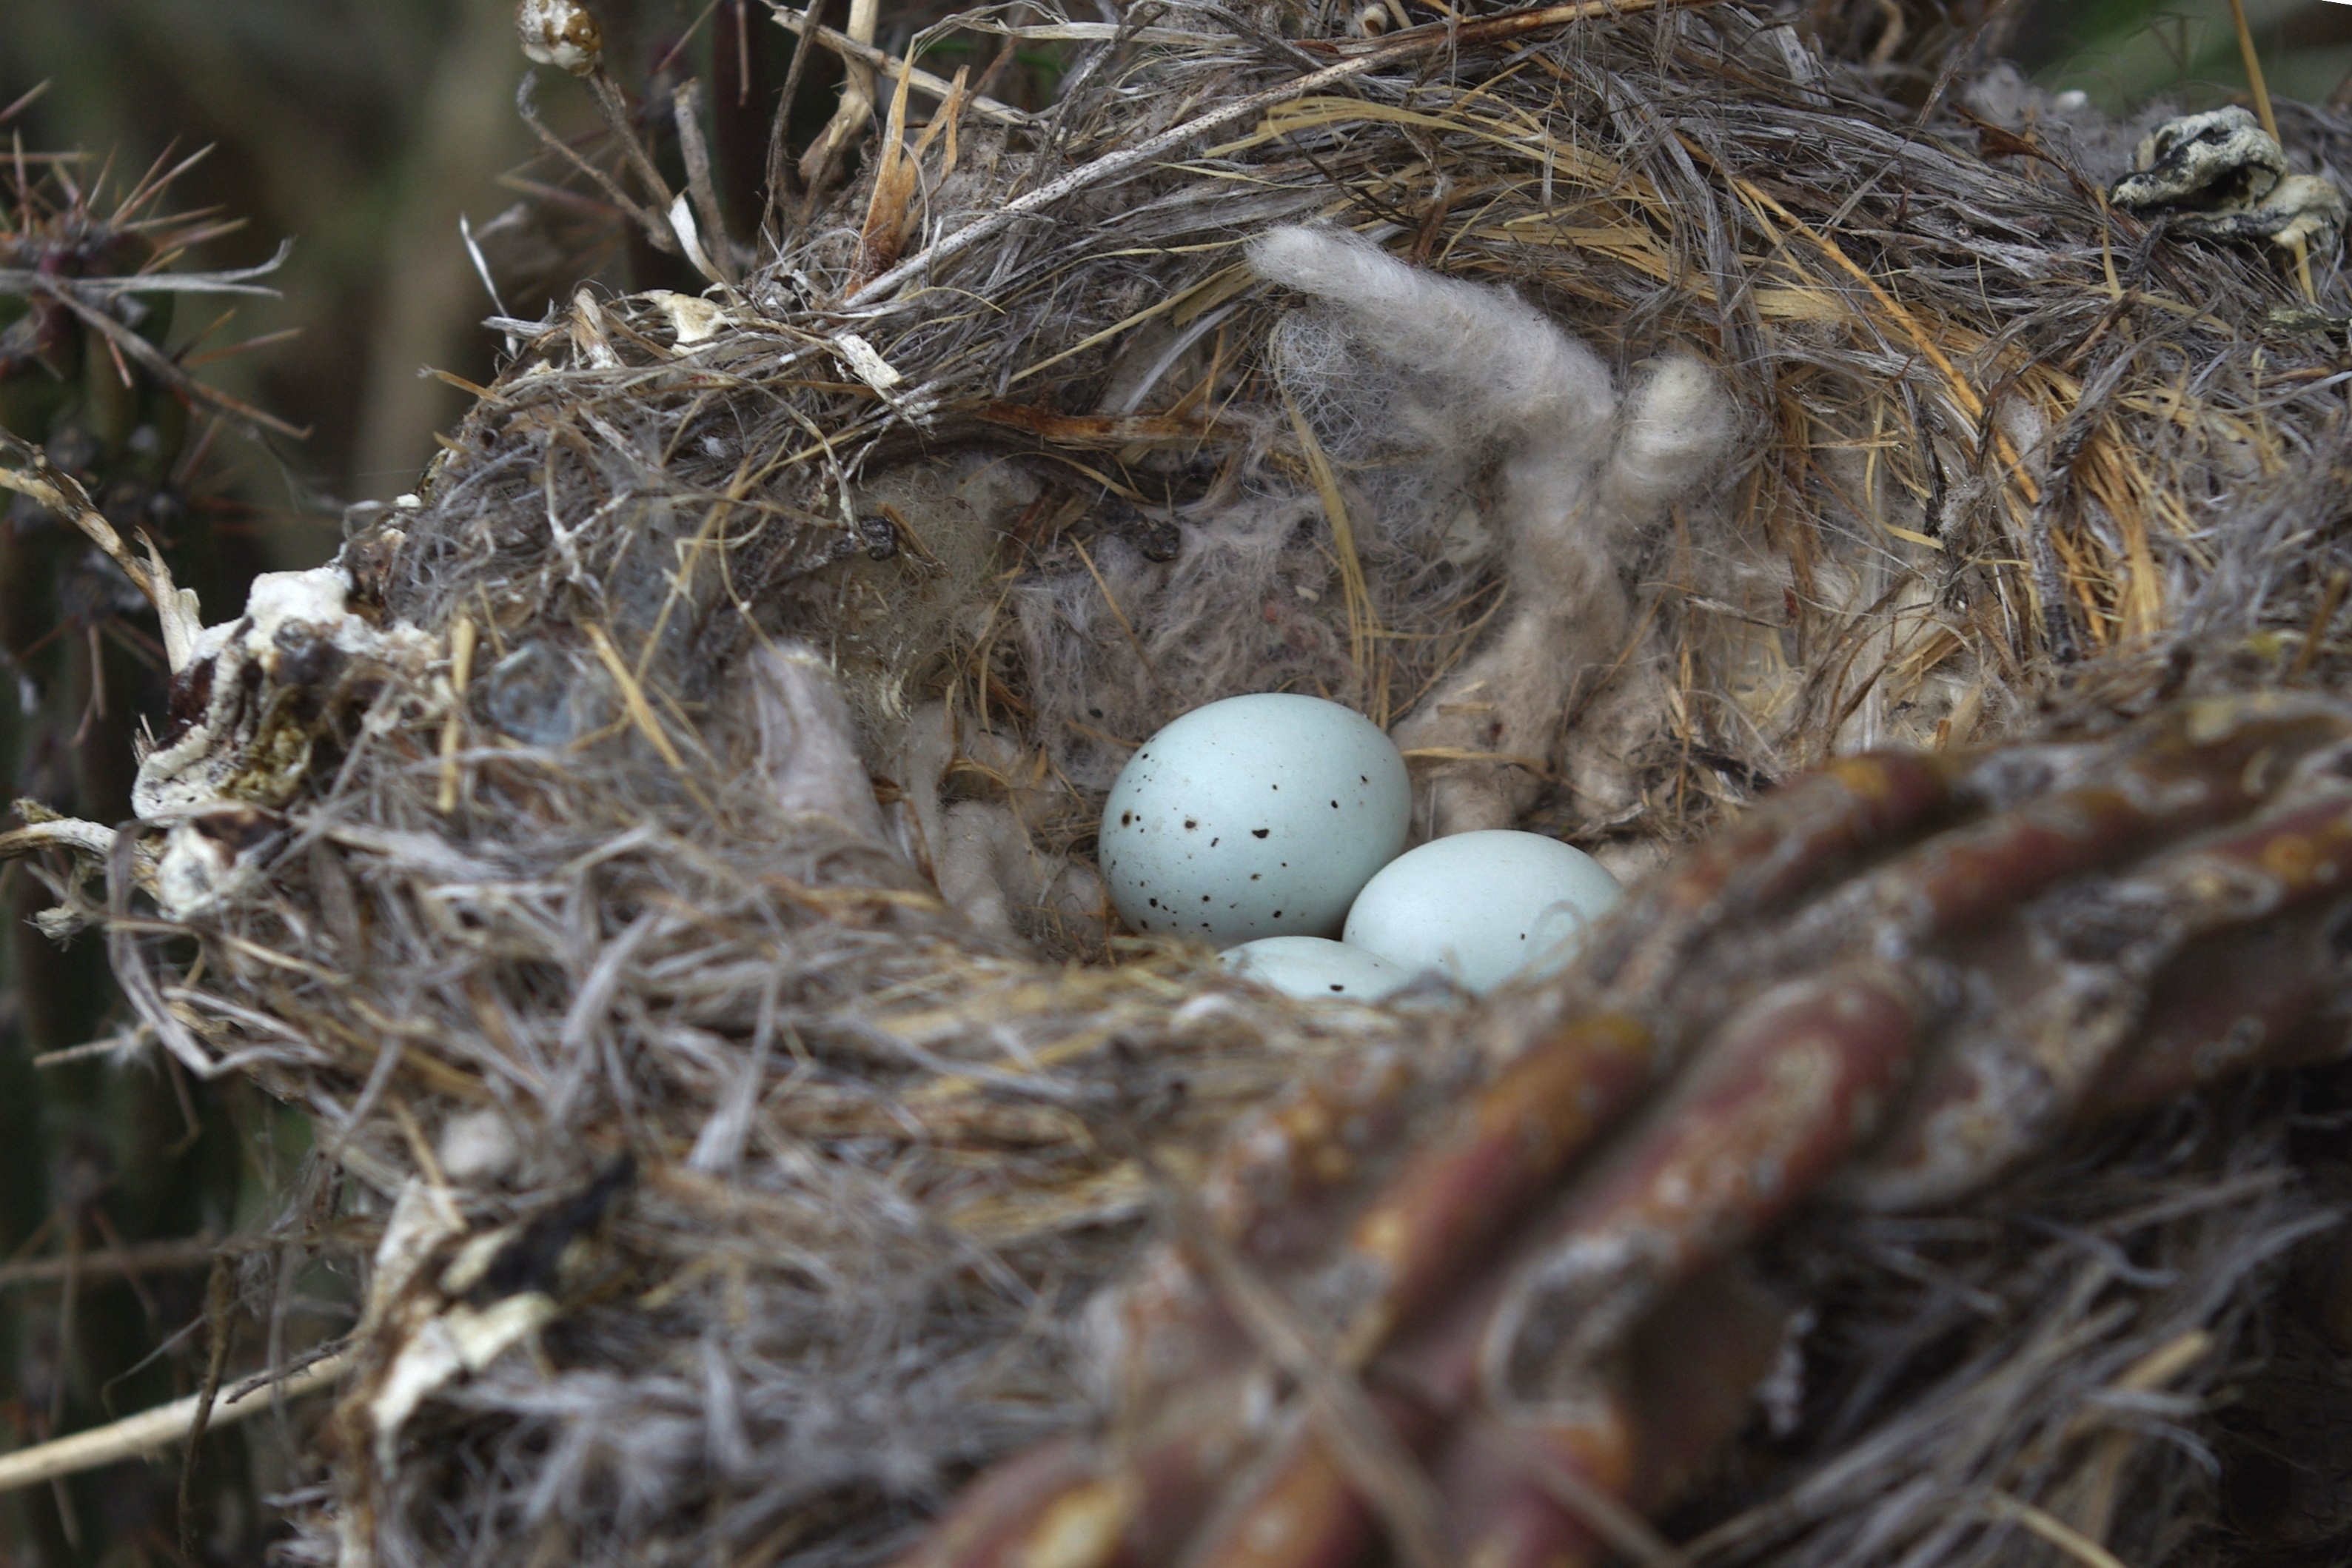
[0,0,2347,1564]
[1,0,694,533]
[2019,0,2352,113]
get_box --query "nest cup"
[75,1,2352,1564]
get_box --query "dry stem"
[0,1351,349,1496]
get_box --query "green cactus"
[1,150,272,1568]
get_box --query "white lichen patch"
[2108,106,2348,254]
[135,563,440,912]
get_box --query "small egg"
[1342,830,1622,994]
[1099,694,1410,948]
[1219,937,1412,1001]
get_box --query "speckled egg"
[1219,936,1413,1001]
[1099,694,1410,947]
[1342,829,1622,994]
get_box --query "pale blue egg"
[1099,694,1410,948]
[1219,936,1413,1001]
[1342,830,1621,994]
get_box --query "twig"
[671,80,737,284]
[0,1350,349,1496]
[178,1256,236,1550]
[1285,390,1379,706]
[765,0,827,226]
[516,76,679,255]
[766,3,1032,128]
[584,623,720,816]
[0,816,121,865]
[797,0,880,201]
[438,615,478,815]
[586,68,681,229]
[2291,569,2348,680]
[0,1236,226,1291]
[2226,0,2314,302]
[1981,1491,2134,1568]
[2230,1,2284,168]
[107,822,221,1079]
[1125,1136,1453,1568]
[0,432,207,671]
[842,0,1718,310]
[2061,1330,2211,1541]
[1067,536,1165,698]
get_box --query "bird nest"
[19,1,2352,1564]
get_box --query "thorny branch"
[0,429,206,669]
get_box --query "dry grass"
[30,1,2352,1564]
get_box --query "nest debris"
[13,0,2352,1564]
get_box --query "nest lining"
[67,1,2352,1564]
